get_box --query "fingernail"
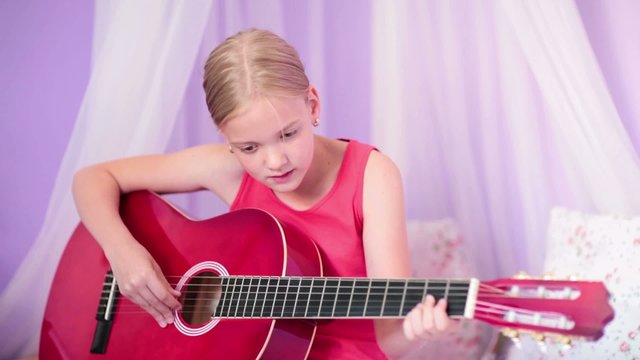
[159,320,167,328]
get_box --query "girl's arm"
[361,151,453,359]
[72,144,243,327]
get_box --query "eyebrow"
[229,119,301,146]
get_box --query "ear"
[307,85,321,120]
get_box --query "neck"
[276,136,345,208]
[207,276,475,319]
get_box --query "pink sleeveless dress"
[230,139,388,359]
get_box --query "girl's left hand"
[403,294,455,340]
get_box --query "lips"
[269,169,294,183]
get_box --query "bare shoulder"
[362,149,404,223]
[363,150,403,189]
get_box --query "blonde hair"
[203,28,310,127]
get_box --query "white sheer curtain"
[371,0,640,280]
[499,0,640,214]
[0,2,213,358]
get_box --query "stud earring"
[312,118,320,127]
[228,146,234,154]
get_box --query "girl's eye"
[239,145,258,153]
[282,130,297,139]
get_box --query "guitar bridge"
[90,271,119,354]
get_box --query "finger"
[147,272,182,310]
[433,298,451,332]
[403,310,417,340]
[138,286,175,326]
[410,304,428,339]
[420,295,436,332]
[128,290,169,327]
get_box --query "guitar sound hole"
[180,271,221,326]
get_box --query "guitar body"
[40,191,322,359]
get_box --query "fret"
[363,279,372,317]
[380,280,389,316]
[265,277,278,318]
[349,279,369,317]
[247,277,258,318]
[346,279,356,317]
[399,279,408,317]
[270,278,282,318]
[278,278,290,318]
[330,279,340,317]
[236,277,248,317]
[319,279,338,317]
[305,278,321,317]
[292,278,300,315]
[229,277,240,318]
[283,278,299,317]
[422,279,430,300]
[334,279,352,317]
[365,280,386,317]
[444,280,450,301]
[253,277,267,318]
[240,277,252,317]
[296,278,312,317]
[334,279,354,317]
[383,280,405,316]
[215,277,229,317]
[446,281,470,316]
[428,280,448,302]
[404,280,428,316]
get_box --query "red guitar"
[40,191,614,359]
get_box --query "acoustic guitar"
[40,191,614,359]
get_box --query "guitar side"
[40,191,322,359]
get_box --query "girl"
[72,28,453,359]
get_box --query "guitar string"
[93,284,576,329]
[95,283,506,304]
[98,297,472,312]
[99,301,557,320]
[96,286,474,313]
[97,302,540,318]
[95,289,473,306]
[95,287,505,315]
[95,284,502,309]
[96,301,533,319]
[98,286,471,295]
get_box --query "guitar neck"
[184,276,479,320]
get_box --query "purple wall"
[0,0,94,291]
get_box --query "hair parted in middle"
[203,28,310,127]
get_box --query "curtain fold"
[371,0,640,280]
[499,0,640,215]
[0,2,213,358]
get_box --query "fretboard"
[211,277,473,319]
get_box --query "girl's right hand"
[107,241,182,328]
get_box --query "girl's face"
[220,89,320,193]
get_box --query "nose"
[264,143,288,171]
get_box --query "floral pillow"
[504,207,640,359]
